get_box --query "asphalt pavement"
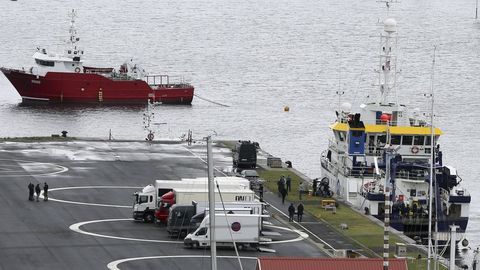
[0,140,327,270]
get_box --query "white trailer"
[132,177,250,222]
[184,213,265,250]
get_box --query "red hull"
[1,68,194,104]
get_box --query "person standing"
[280,188,288,205]
[288,203,295,222]
[35,184,41,202]
[286,175,291,192]
[28,183,34,201]
[43,182,49,201]
[258,183,264,201]
[297,203,304,222]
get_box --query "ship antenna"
[376,0,398,105]
[68,9,79,47]
[426,45,437,270]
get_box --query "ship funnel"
[384,18,397,33]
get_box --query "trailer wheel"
[143,213,154,223]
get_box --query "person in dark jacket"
[288,203,295,222]
[43,183,49,201]
[258,184,264,201]
[297,203,304,222]
[280,188,288,204]
[286,175,292,192]
[35,184,41,202]
[28,183,34,201]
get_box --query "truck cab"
[132,185,156,222]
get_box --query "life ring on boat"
[411,146,419,154]
[74,67,81,73]
[147,132,154,141]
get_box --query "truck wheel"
[144,213,154,223]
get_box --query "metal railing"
[145,75,191,88]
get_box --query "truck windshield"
[139,195,148,204]
[196,227,207,236]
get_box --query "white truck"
[184,213,265,250]
[132,177,250,222]
[167,200,266,236]
[156,187,256,223]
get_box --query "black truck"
[233,140,257,169]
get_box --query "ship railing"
[375,119,398,126]
[145,74,192,88]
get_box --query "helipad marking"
[0,159,68,177]
[41,186,141,208]
[107,255,258,270]
[263,224,309,244]
[69,218,181,244]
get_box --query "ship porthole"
[75,67,81,73]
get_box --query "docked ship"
[0,10,194,104]
[320,8,470,244]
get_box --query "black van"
[233,141,257,168]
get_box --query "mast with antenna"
[426,45,437,270]
[206,136,217,270]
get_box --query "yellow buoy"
[284,106,290,112]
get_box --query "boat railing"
[145,74,192,87]
[375,119,398,126]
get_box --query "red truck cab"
[155,191,175,223]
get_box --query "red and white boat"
[0,10,194,104]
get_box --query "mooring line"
[194,94,230,107]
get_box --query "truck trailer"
[184,213,266,250]
[167,200,266,236]
[132,177,250,222]
[156,187,255,223]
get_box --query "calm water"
[1,0,479,263]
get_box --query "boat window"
[402,136,413,145]
[413,136,425,145]
[377,135,386,144]
[449,204,461,218]
[425,148,431,154]
[35,59,55,67]
[339,132,346,142]
[74,51,78,55]
[391,136,401,145]
[68,50,72,54]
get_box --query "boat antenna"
[426,45,437,270]
[68,9,79,47]
[476,0,479,19]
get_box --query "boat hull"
[1,68,194,104]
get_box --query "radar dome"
[341,102,352,112]
[384,18,397,33]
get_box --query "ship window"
[402,136,413,145]
[414,136,425,145]
[74,51,78,55]
[425,136,437,146]
[449,204,461,218]
[377,135,386,144]
[339,132,346,142]
[425,148,431,154]
[68,50,72,54]
[35,59,55,67]
[391,136,401,145]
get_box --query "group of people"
[277,175,291,204]
[28,182,48,202]
[288,202,304,222]
[391,201,425,219]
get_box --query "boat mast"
[206,136,217,270]
[68,9,80,48]
[427,46,437,270]
[377,1,397,106]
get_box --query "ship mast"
[68,9,80,49]
[377,2,397,105]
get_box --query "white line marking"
[267,202,335,252]
[0,159,68,177]
[41,186,141,208]
[263,225,309,244]
[69,218,182,244]
[107,255,258,270]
